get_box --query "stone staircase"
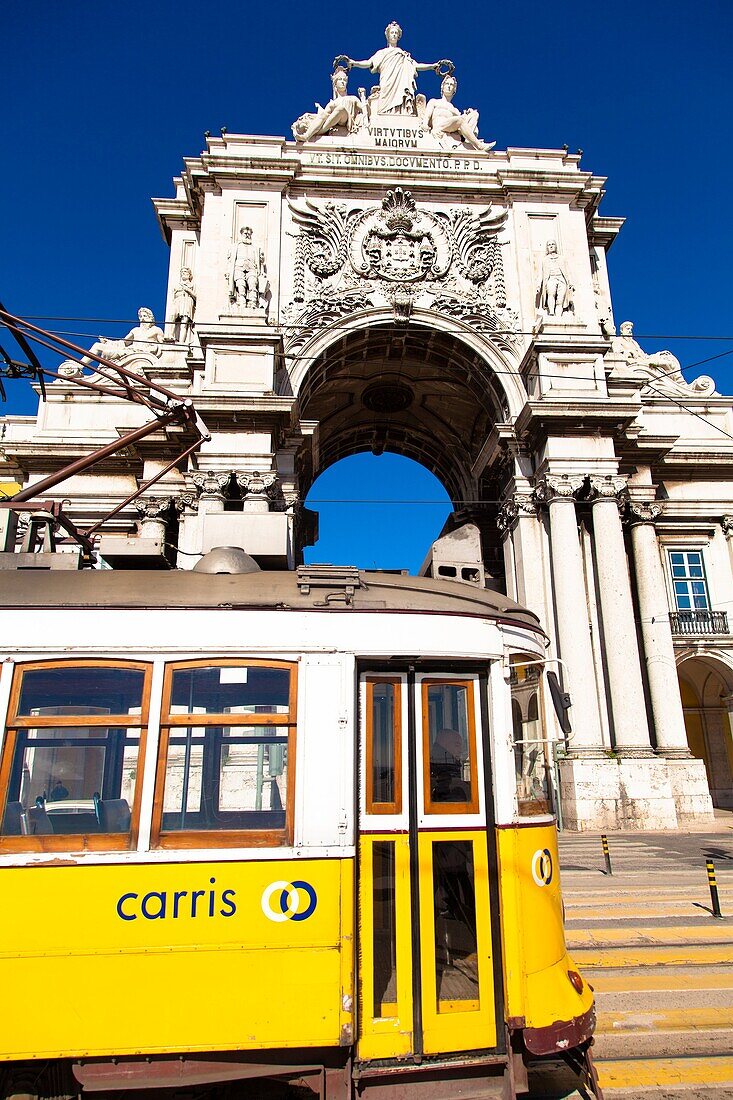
[559,831,733,1099]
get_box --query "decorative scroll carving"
[626,500,663,525]
[191,471,232,498]
[236,471,279,498]
[610,322,717,397]
[533,474,584,504]
[135,497,173,521]
[284,188,516,351]
[721,515,733,537]
[497,493,537,534]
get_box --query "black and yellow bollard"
[706,859,723,919]
[601,833,613,876]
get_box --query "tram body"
[0,569,598,1099]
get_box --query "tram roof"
[0,568,542,632]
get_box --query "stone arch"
[283,307,527,514]
[676,651,733,809]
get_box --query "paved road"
[558,832,733,1099]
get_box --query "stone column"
[498,491,547,621]
[588,476,653,755]
[236,471,279,514]
[627,501,691,757]
[534,475,604,751]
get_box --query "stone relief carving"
[424,75,494,152]
[170,267,196,344]
[533,474,585,504]
[227,227,268,311]
[610,321,717,397]
[292,67,365,142]
[721,515,733,537]
[537,241,573,318]
[497,492,538,533]
[284,188,516,347]
[191,471,232,499]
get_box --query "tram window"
[0,662,150,850]
[372,841,398,1017]
[422,680,479,815]
[366,679,402,814]
[153,661,296,848]
[510,657,551,816]
[432,839,479,1009]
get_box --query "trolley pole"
[706,859,723,918]
[601,834,613,876]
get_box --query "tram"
[0,556,601,1100]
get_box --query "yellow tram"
[0,562,600,1099]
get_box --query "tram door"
[357,671,498,1061]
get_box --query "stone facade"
[2,26,732,828]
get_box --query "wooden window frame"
[421,678,480,816]
[365,677,402,816]
[151,659,297,850]
[0,659,152,853]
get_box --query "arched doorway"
[678,656,733,809]
[288,314,526,582]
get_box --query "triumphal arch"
[3,24,733,829]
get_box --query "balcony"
[670,610,730,636]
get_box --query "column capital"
[191,470,232,499]
[626,499,664,526]
[587,475,627,507]
[497,492,537,533]
[721,515,733,538]
[134,496,173,521]
[235,470,279,498]
[534,474,584,505]
[173,492,197,514]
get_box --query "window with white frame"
[668,550,710,611]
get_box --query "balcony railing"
[670,610,730,636]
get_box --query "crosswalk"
[559,831,733,1099]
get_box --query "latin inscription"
[305,151,486,172]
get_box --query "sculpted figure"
[610,321,716,396]
[337,22,446,116]
[170,267,196,343]
[80,307,164,367]
[537,241,573,317]
[424,75,495,152]
[294,67,364,142]
[228,226,267,309]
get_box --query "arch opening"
[677,655,733,810]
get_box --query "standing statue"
[336,22,448,116]
[537,241,573,317]
[293,67,364,142]
[170,267,196,344]
[424,75,495,152]
[80,307,165,366]
[228,226,267,309]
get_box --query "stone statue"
[537,240,573,317]
[228,226,267,309]
[610,321,716,396]
[170,267,196,344]
[293,67,364,142]
[80,307,164,366]
[424,74,495,152]
[336,22,449,116]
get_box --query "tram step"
[594,1054,733,1097]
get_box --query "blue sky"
[3,0,732,570]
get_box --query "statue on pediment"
[610,321,716,397]
[293,67,365,143]
[336,22,451,116]
[80,307,165,367]
[424,75,495,152]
